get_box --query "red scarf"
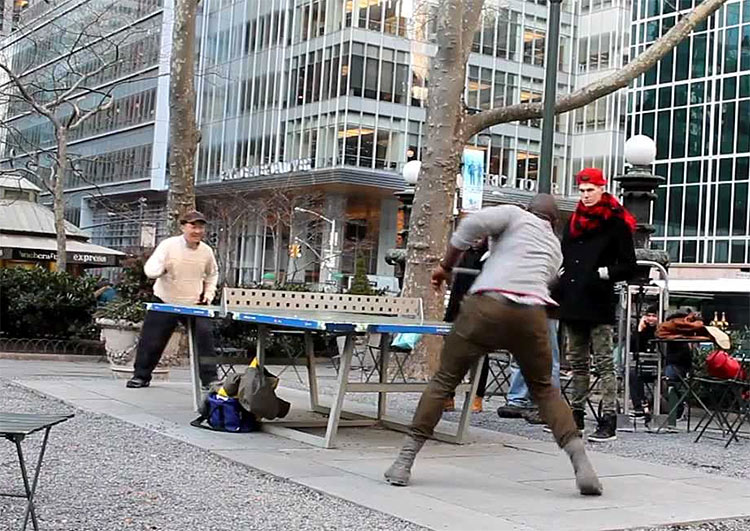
[569,193,637,239]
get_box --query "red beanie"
[576,167,606,186]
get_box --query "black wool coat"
[554,216,637,325]
[444,247,485,323]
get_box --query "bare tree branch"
[464,0,728,138]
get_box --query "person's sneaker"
[443,397,455,412]
[471,396,483,413]
[588,414,617,443]
[126,377,150,388]
[522,408,545,425]
[496,404,529,419]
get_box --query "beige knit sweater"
[144,236,218,305]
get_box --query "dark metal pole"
[538,0,562,194]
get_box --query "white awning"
[0,233,124,267]
[655,278,750,294]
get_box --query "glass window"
[684,185,700,236]
[687,161,702,183]
[741,25,750,70]
[667,186,683,236]
[733,182,749,235]
[688,106,704,157]
[683,240,698,262]
[720,158,734,181]
[728,2,741,25]
[731,240,746,263]
[670,162,685,184]
[380,59,394,102]
[724,76,738,99]
[667,241,680,262]
[738,157,750,180]
[657,111,671,159]
[726,28,740,72]
[721,102,737,153]
[692,34,707,78]
[350,54,364,97]
[741,74,750,97]
[673,40,690,83]
[738,100,750,152]
[653,187,666,237]
[717,183,732,235]
[715,240,729,262]
[643,89,656,110]
[659,49,674,83]
[394,63,408,104]
[642,112,655,137]
[675,83,688,106]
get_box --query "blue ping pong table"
[146,303,481,448]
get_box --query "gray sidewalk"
[3,359,750,531]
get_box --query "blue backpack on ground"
[191,392,258,433]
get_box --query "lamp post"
[538,0,563,194]
[614,135,670,274]
[293,206,338,284]
[385,160,420,288]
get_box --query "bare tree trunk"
[54,129,68,272]
[166,0,199,235]
[401,0,484,377]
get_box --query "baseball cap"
[180,210,207,224]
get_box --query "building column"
[377,198,398,276]
[322,194,347,285]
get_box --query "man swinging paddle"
[384,194,603,496]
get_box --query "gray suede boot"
[563,437,603,496]
[384,436,425,486]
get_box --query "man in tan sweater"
[127,210,219,389]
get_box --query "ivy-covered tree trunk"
[166,0,199,235]
[401,0,484,376]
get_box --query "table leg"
[324,332,353,448]
[14,435,39,531]
[455,358,482,443]
[305,331,319,411]
[187,317,201,412]
[378,333,391,421]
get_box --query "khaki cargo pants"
[564,322,617,415]
[411,294,579,448]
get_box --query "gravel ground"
[0,378,424,531]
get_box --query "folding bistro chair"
[484,350,513,398]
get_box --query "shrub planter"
[96,318,169,380]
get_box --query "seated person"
[629,306,693,418]
[629,305,658,417]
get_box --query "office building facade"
[3,0,635,286]
[628,0,750,270]
[191,0,633,285]
[0,0,173,251]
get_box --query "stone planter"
[96,318,169,380]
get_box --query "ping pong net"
[221,288,424,321]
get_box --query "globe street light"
[385,160,421,288]
[614,135,669,267]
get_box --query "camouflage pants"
[565,322,617,415]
